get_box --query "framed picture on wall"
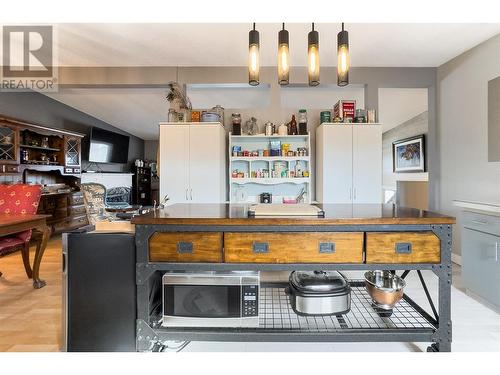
[393,135,425,173]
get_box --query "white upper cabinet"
[352,125,382,204]
[159,123,226,204]
[159,124,190,203]
[316,124,382,204]
[316,125,353,204]
[188,124,226,203]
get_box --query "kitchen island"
[131,203,455,352]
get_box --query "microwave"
[162,271,260,328]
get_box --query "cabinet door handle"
[349,188,352,201]
[185,189,188,201]
[190,188,193,201]
[471,219,488,225]
[353,188,357,200]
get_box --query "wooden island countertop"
[131,203,455,226]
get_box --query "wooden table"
[0,214,51,289]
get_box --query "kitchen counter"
[131,203,455,226]
[133,203,454,352]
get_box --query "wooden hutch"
[0,115,89,234]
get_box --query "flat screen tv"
[88,127,130,164]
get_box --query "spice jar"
[298,109,308,135]
[232,113,242,135]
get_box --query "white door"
[188,125,223,203]
[322,125,353,203]
[352,125,382,203]
[159,125,190,203]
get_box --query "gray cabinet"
[462,211,500,309]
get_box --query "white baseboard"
[451,253,462,265]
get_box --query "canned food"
[320,111,331,124]
[191,110,201,122]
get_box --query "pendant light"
[278,23,290,85]
[248,23,260,86]
[307,23,320,86]
[337,22,349,87]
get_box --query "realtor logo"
[1,25,58,91]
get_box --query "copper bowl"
[364,271,406,310]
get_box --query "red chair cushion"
[0,184,42,246]
[0,236,24,254]
[0,184,42,214]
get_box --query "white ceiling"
[46,88,168,139]
[379,88,428,132]
[52,23,500,67]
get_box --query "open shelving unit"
[229,133,312,204]
[148,281,436,340]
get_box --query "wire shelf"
[252,281,435,332]
[153,281,436,335]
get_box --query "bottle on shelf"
[298,109,308,135]
[288,114,298,135]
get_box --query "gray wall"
[437,33,500,256]
[144,140,158,161]
[382,111,428,189]
[0,91,144,172]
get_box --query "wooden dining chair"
[0,184,42,279]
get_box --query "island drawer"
[365,232,440,263]
[224,232,364,263]
[149,232,223,262]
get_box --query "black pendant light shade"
[248,23,260,86]
[337,22,349,87]
[278,23,290,85]
[308,23,320,86]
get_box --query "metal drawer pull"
[395,242,412,254]
[177,241,193,254]
[319,242,335,254]
[252,242,269,254]
[471,219,488,225]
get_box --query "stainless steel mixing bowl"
[364,270,406,310]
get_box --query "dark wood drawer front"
[149,232,223,262]
[366,232,440,263]
[1,164,20,173]
[68,204,86,216]
[53,215,88,233]
[69,193,84,205]
[224,232,364,263]
[68,215,88,228]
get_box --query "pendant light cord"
[253,23,255,31]
[312,23,315,31]
[342,22,344,32]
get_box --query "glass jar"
[298,109,307,135]
[231,113,242,135]
[212,105,225,126]
[298,109,307,124]
[168,109,178,122]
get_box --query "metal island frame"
[132,203,455,352]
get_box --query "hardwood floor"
[0,237,62,352]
